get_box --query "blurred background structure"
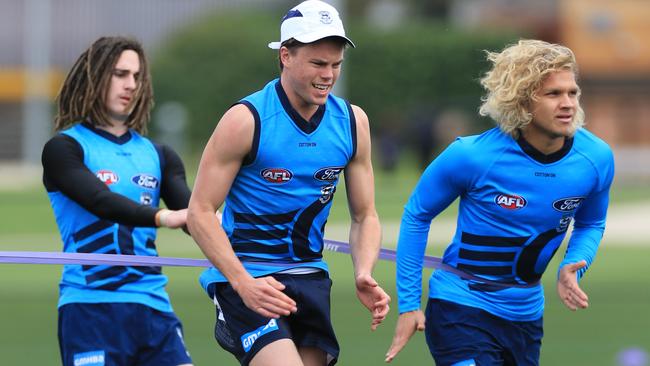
[1,0,649,180]
[0,0,284,164]
[0,2,648,365]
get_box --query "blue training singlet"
[200,79,357,289]
[396,127,614,321]
[48,123,172,312]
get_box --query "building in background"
[0,0,284,163]
[450,0,650,181]
[1,0,648,180]
[560,0,650,180]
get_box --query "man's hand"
[557,260,589,311]
[385,310,425,363]
[158,208,188,229]
[234,276,298,318]
[355,274,391,330]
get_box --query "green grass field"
[1,161,649,365]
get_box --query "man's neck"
[98,119,129,137]
[280,77,319,122]
[519,129,565,155]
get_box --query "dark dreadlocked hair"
[54,36,153,134]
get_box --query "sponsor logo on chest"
[552,197,585,212]
[494,193,527,210]
[95,170,119,185]
[314,166,344,181]
[131,174,159,189]
[261,168,293,183]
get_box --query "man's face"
[104,49,140,121]
[280,39,345,109]
[526,69,580,145]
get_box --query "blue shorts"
[425,299,543,366]
[208,271,339,366]
[58,303,192,366]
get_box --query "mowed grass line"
[0,245,649,365]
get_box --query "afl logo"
[314,167,344,181]
[96,170,119,185]
[132,174,159,189]
[261,168,293,183]
[495,193,527,210]
[553,197,585,212]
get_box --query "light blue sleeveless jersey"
[48,124,172,312]
[200,79,356,289]
[396,127,614,321]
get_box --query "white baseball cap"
[268,0,355,49]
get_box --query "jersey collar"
[516,134,573,164]
[275,79,325,134]
[81,121,133,145]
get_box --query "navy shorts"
[58,302,192,366]
[208,271,339,366]
[424,299,543,366]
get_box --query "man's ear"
[279,46,291,69]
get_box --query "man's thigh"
[59,303,138,366]
[137,308,193,366]
[210,281,293,365]
[58,303,192,366]
[209,272,339,366]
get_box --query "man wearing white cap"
[187,1,390,365]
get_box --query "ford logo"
[131,174,159,189]
[552,197,585,212]
[314,166,344,181]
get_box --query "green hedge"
[151,9,516,152]
[151,11,280,147]
[346,24,513,125]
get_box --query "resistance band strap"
[0,238,538,288]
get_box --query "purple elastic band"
[0,238,538,288]
[0,251,208,267]
[323,239,537,288]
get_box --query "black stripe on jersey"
[239,101,261,166]
[232,242,289,254]
[457,263,512,276]
[234,210,298,225]
[469,282,517,292]
[134,266,162,275]
[345,101,357,160]
[291,199,329,261]
[516,229,564,283]
[461,232,529,247]
[145,238,156,250]
[77,233,113,254]
[72,219,113,242]
[232,228,289,241]
[82,249,117,271]
[95,273,143,291]
[117,225,135,255]
[236,255,297,263]
[458,249,516,262]
[85,266,128,284]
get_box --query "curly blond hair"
[478,39,585,137]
